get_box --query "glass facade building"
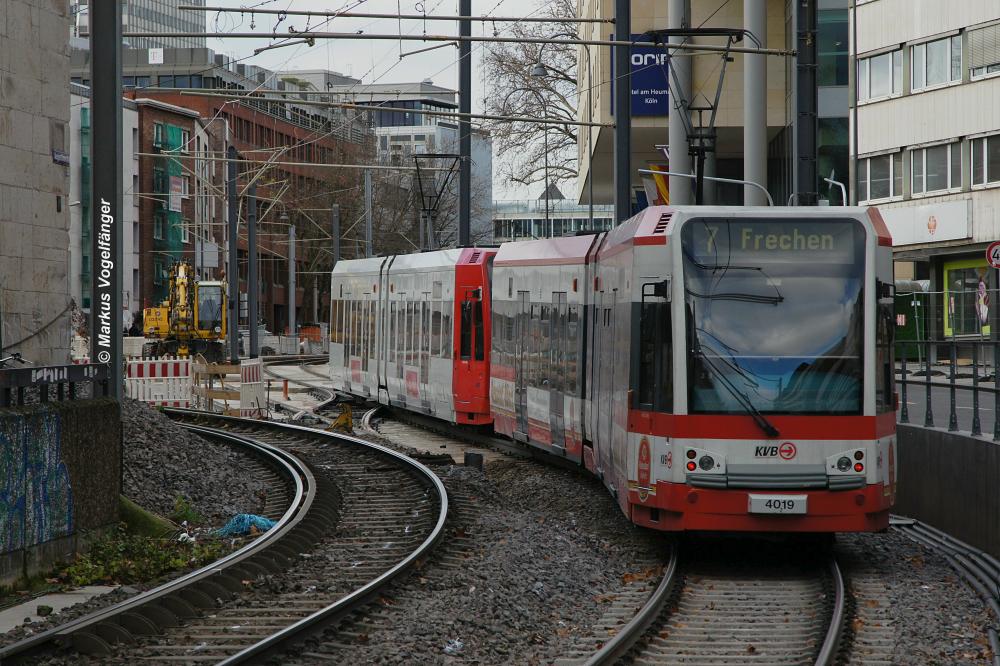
[73,0,207,49]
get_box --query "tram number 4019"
[748,494,808,515]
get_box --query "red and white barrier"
[126,356,193,407]
[240,358,266,418]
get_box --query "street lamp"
[530,60,550,236]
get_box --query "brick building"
[128,90,370,334]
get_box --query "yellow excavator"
[143,260,227,361]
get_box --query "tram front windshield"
[682,218,865,415]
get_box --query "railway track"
[562,539,845,666]
[0,412,447,665]
[261,356,337,411]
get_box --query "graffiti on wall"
[0,411,74,554]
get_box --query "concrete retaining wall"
[897,424,1000,556]
[0,399,121,587]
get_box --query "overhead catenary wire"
[172,89,613,127]
[123,30,796,56]
[179,6,614,23]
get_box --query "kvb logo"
[779,442,797,460]
[754,442,797,460]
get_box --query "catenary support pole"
[795,0,818,204]
[288,224,296,338]
[458,0,472,246]
[744,0,768,205]
[331,204,341,265]
[247,182,259,358]
[364,169,373,257]
[613,0,631,222]
[667,0,692,205]
[226,145,239,363]
[91,0,123,398]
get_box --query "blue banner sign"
[610,34,671,117]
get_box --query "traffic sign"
[987,241,1000,269]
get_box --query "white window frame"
[911,34,963,92]
[181,219,191,244]
[970,23,1000,80]
[910,142,962,196]
[857,49,903,103]
[858,152,904,203]
[971,133,1000,188]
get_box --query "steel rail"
[816,557,847,666]
[175,414,450,665]
[581,547,679,666]
[580,548,843,666]
[0,424,314,662]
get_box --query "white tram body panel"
[490,235,599,463]
[329,257,386,399]
[380,249,463,422]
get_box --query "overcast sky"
[204,0,550,200]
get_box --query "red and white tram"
[330,248,494,425]
[331,206,896,533]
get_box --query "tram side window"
[567,304,580,395]
[637,301,672,412]
[460,301,472,360]
[330,300,340,344]
[876,301,895,412]
[474,300,484,361]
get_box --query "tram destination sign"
[685,219,860,265]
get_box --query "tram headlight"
[698,455,714,471]
[853,450,864,461]
[836,456,852,472]
[686,449,697,460]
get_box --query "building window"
[911,35,962,91]
[818,9,849,86]
[970,24,1000,79]
[911,142,961,195]
[153,122,164,147]
[857,49,902,101]
[153,212,164,240]
[972,134,1000,186]
[858,152,903,202]
[153,259,165,285]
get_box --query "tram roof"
[495,234,601,266]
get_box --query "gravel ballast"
[121,400,269,525]
[838,528,995,664]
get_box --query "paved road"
[899,377,1000,436]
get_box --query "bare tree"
[481,0,579,190]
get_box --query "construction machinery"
[143,261,227,361]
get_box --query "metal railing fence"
[896,338,1000,439]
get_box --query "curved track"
[1,412,448,665]
[570,541,845,666]
[262,356,337,411]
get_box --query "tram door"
[549,292,567,450]
[514,291,530,439]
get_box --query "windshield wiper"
[692,345,780,438]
